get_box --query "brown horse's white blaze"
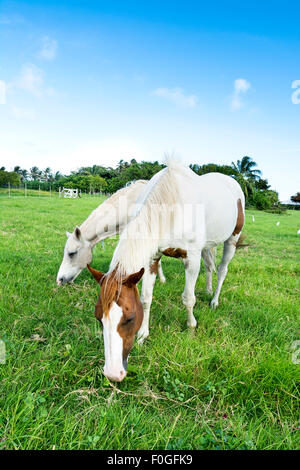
[88,265,144,382]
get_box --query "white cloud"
[39,36,58,60]
[291,79,300,105]
[0,80,6,104]
[6,65,56,108]
[152,87,198,108]
[11,105,35,120]
[234,78,251,93]
[230,78,251,110]
[15,64,43,97]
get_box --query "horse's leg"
[138,266,157,343]
[182,254,201,328]
[157,259,166,284]
[202,248,216,295]
[210,234,239,309]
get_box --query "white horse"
[88,161,245,381]
[56,180,166,285]
[56,178,216,290]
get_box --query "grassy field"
[0,187,56,198]
[0,195,299,450]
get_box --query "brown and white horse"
[89,161,245,382]
[88,265,144,381]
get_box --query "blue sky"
[1,1,300,199]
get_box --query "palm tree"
[117,160,129,173]
[14,166,22,174]
[20,169,28,182]
[43,167,52,182]
[30,166,42,181]
[234,174,254,198]
[231,156,262,180]
[54,171,63,181]
[13,167,28,182]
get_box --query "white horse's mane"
[109,160,188,277]
[80,179,148,235]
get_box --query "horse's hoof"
[159,276,166,284]
[210,299,218,310]
[187,319,197,329]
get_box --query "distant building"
[281,199,300,207]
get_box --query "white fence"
[0,183,110,198]
[59,187,79,198]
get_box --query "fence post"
[25,182,27,197]
[8,182,10,197]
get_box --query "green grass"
[0,196,299,450]
[0,187,55,197]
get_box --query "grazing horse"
[56,180,166,285]
[88,161,245,382]
[56,177,217,296]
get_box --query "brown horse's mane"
[100,269,122,316]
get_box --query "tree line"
[0,157,296,210]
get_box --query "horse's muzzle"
[57,276,73,285]
[104,368,127,382]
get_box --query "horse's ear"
[66,231,71,238]
[87,265,105,284]
[123,268,145,287]
[75,226,81,240]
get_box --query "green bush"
[247,189,279,210]
[0,170,20,186]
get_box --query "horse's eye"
[69,251,77,258]
[123,315,134,325]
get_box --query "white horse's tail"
[236,232,251,250]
